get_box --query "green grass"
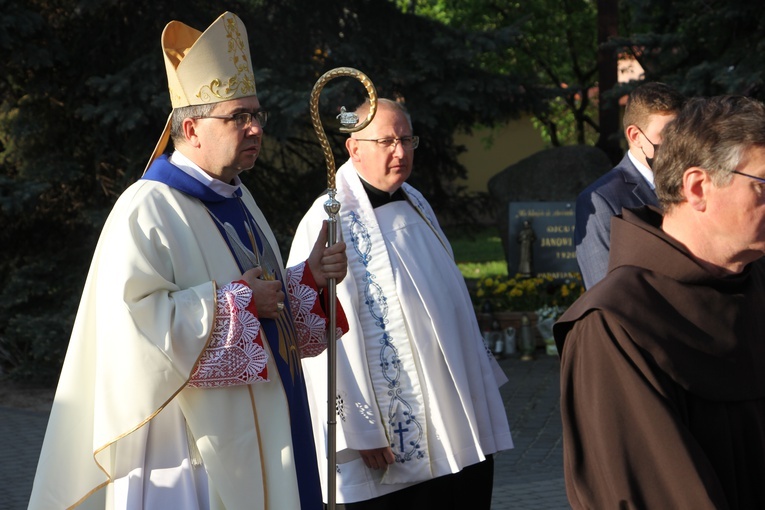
[444,226,508,280]
[457,260,508,279]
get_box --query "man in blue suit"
[575,82,685,288]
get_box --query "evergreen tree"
[619,0,765,99]
[0,0,531,381]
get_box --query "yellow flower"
[470,272,584,313]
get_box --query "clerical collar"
[357,174,406,208]
[170,150,242,198]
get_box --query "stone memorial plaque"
[506,201,579,280]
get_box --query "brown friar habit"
[554,206,765,510]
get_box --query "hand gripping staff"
[309,67,377,510]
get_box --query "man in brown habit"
[554,95,765,509]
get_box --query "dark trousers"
[333,455,494,510]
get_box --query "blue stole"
[144,156,322,510]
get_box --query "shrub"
[471,273,584,315]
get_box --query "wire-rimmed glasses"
[355,135,419,151]
[193,111,268,129]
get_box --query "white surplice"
[289,159,513,503]
[28,154,328,510]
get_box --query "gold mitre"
[145,11,257,172]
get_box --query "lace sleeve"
[287,262,327,358]
[188,281,269,387]
[287,262,349,358]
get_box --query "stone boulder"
[488,145,614,262]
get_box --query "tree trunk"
[596,0,621,164]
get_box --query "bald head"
[346,98,416,192]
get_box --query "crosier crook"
[309,67,377,510]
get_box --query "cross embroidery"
[394,421,409,452]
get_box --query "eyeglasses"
[355,136,419,151]
[732,170,765,185]
[193,111,268,129]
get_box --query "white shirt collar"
[627,150,655,189]
[169,150,242,197]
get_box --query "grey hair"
[170,103,217,146]
[655,95,765,209]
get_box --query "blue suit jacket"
[574,153,659,289]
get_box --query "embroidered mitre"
[146,11,257,171]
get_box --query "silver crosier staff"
[309,67,377,510]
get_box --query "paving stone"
[1,349,570,509]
